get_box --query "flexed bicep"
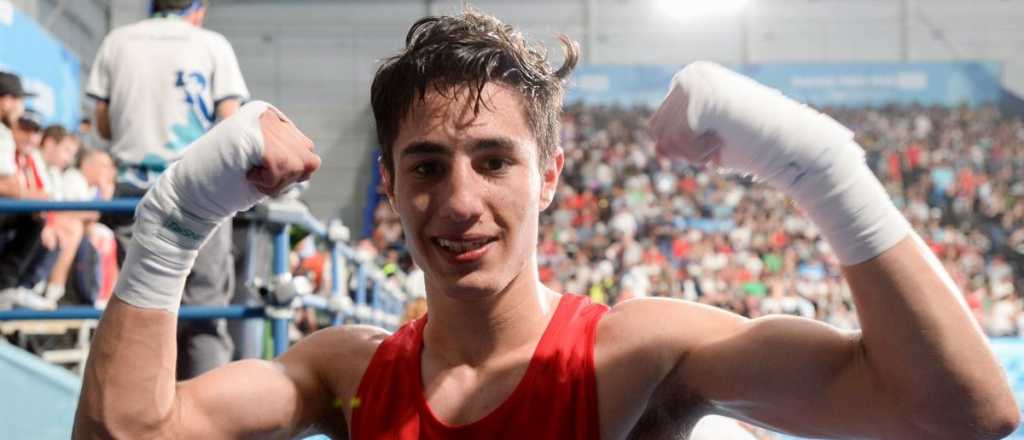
[602,298,890,439]
[174,325,386,439]
[676,315,889,439]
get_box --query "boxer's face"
[385,82,562,299]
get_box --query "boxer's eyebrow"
[400,137,518,159]
[471,136,517,153]
[400,141,450,160]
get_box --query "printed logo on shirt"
[166,70,216,151]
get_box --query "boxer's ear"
[379,156,397,213]
[539,147,564,211]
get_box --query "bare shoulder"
[287,324,390,388]
[295,324,391,353]
[593,298,748,438]
[595,297,748,395]
[599,297,746,359]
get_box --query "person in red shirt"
[75,10,1016,440]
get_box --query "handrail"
[0,198,139,213]
[0,305,264,321]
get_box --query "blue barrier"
[0,199,410,353]
[270,224,291,356]
[0,198,139,213]
[253,198,408,329]
[330,243,347,326]
[0,305,263,321]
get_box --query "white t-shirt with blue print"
[86,16,249,176]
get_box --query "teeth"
[438,238,491,253]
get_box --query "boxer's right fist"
[138,101,315,252]
[116,102,322,312]
[247,108,321,195]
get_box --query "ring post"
[271,225,291,357]
[330,242,345,326]
[355,264,367,324]
[372,280,382,328]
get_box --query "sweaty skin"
[74,82,1018,440]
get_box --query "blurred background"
[1,1,1023,439]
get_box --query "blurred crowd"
[371,102,1024,337]
[0,71,119,311]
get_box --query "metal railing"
[0,198,409,357]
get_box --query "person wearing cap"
[0,72,56,309]
[0,71,40,199]
[13,109,45,151]
[86,0,249,378]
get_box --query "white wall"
[204,2,432,230]
[160,0,1024,230]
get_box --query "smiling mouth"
[434,237,497,253]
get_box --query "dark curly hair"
[371,9,580,181]
[151,0,205,14]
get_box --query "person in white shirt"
[39,125,80,200]
[86,0,250,378]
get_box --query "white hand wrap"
[114,101,274,312]
[674,62,910,265]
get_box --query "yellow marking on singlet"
[350,396,362,409]
[333,397,344,409]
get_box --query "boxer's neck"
[422,262,559,368]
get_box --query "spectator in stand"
[77,116,101,150]
[0,71,42,309]
[0,72,38,200]
[24,127,119,307]
[17,125,85,306]
[0,101,53,309]
[64,148,119,307]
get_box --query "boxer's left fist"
[648,61,855,187]
[648,69,723,166]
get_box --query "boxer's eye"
[412,161,443,178]
[480,157,512,174]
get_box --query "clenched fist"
[647,61,853,181]
[247,108,321,195]
[648,78,724,167]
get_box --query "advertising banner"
[0,3,81,128]
[567,62,1002,109]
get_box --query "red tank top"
[351,293,608,439]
